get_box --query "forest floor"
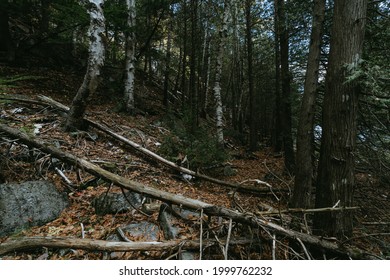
[0,64,389,260]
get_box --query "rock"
[105,221,160,259]
[92,191,144,215]
[0,180,68,237]
[180,251,197,260]
[121,221,160,241]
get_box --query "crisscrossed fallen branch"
[0,123,366,259]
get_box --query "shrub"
[159,112,228,170]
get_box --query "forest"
[0,0,389,260]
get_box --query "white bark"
[86,0,105,93]
[213,0,230,146]
[124,0,136,113]
[64,0,105,131]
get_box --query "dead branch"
[0,123,372,259]
[0,236,255,255]
[256,206,360,216]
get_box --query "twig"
[272,234,276,260]
[211,229,226,258]
[255,206,359,216]
[116,227,132,242]
[296,237,311,260]
[120,187,151,217]
[224,219,233,260]
[341,232,390,245]
[303,213,310,234]
[263,160,292,194]
[361,222,390,225]
[239,178,272,189]
[199,208,203,260]
[80,223,85,239]
[54,167,73,186]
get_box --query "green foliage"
[355,61,390,183]
[158,112,228,170]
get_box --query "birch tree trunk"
[124,0,136,113]
[213,0,231,147]
[314,0,368,239]
[292,0,326,209]
[64,0,105,131]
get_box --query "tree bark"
[278,0,295,174]
[189,0,199,132]
[163,7,173,107]
[180,0,188,105]
[272,0,283,152]
[314,0,368,239]
[0,236,257,256]
[213,0,230,147]
[64,0,106,131]
[245,0,258,152]
[292,0,326,209]
[124,0,137,113]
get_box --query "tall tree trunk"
[124,0,136,113]
[314,0,368,239]
[278,0,295,173]
[272,0,283,152]
[64,0,106,131]
[199,2,211,116]
[189,0,198,132]
[213,0,230,147]
[202,34,211,114]
[292,0,326,209]
[231,1,241,131]
[163,8,173,108]
[245,0,257,151]
[180,0,189,107]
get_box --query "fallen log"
[0,236,254,256]
[0,237,183,255]
[0,123,368,259]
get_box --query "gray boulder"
[92,191,144,215]
[0,180,68,237]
